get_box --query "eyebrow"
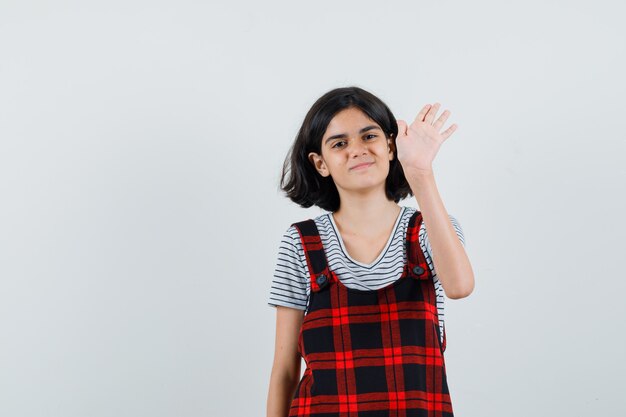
[324,125,382,144]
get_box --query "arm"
[267,306,305,417]
[405,168,474,299]
[395,102,475,299]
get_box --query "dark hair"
[279,86,412,212]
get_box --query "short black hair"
[279,86,412,212]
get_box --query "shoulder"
[271,225,299,257]
[276,210,333,248]
[269,225,311,311]
[419,212,466,247]
[403,205,418,219]
[272,223,312,287]
[285,213,333,241]
[273,225,308,273]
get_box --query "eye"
[365,134,377,140]
[331,140,346,149]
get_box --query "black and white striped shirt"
[267,205,466,344]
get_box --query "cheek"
[377,144,392,156]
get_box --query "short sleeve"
[267,225,310,311]
[419,214,466,276]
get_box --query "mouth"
[350,162,374,170]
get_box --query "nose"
[348,139,368,157]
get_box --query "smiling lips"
[350,162,374,170]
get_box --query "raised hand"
[395,103,458,173]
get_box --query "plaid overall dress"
[288,210,453,417]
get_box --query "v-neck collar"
[328,206,405,268]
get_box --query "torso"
[331,205,402,265]
[338,231,395,265]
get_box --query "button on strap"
[316,274,328,289]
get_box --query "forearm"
[404,168,475,299]
[267,368,300,417]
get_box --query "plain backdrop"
[1,0,625,416]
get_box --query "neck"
[332,191,401,237]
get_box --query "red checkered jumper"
[288,210,453,417]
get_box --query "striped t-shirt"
[267,205,466,344]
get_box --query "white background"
[1,0,625,416]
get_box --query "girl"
[266,86,474,417]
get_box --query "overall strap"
[406,210,445,351]
[405,210,432,280]
[291,219,334,292]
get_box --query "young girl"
[266,86,474,417]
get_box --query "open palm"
[395,103,458,173]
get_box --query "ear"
[387,136,395,161]
[308,152,330,177]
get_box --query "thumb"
[396,119,408,138]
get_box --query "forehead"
[324,107,379,134]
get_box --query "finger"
[412,104,431,125]
[441,123,458,141]
[425,102,441,124]
[433,109,451,131]
[396,120,408,137]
